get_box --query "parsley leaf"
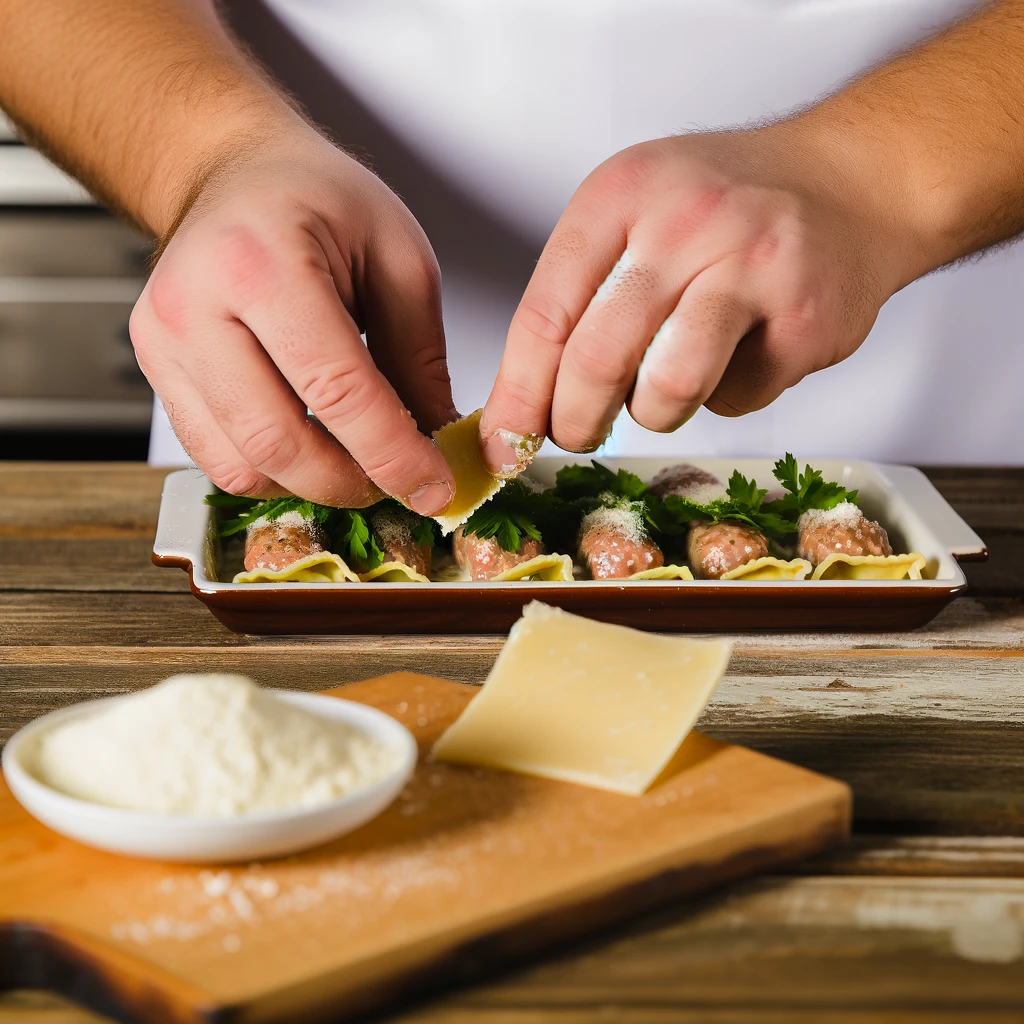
[726,469,767,508]
[552,460,688,542]
[410,516,439,549]
[767,454,859,521]
[332,509,384,573]
[464,481,575,553]
[661,468,797,538]
[205,492,333,538]
[553,461,648,502]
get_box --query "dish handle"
[880,464,988,563]
[151,469,216,573]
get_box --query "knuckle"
[742,228,782,268]
[541,225,592,267]
[235,420,301,472]
[142,270,188,335]
[513,294,575,349]
[206,462,272,497]
[358,441,421,483]
[566,337,635,392]
[214,227,277,302]
[492,371,545,419]
[680,288,750,338]
[783,292,825,336]
[589,144,661,199]
[410,349,452,390]
[303,363,381,426]
[649,184,731,251]
[407,251,443,297]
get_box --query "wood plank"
[700,654,1024,832]
[920,467,1024,531]
[0,464,177,592]
[0,538,188,592]
[0,464,166,532]
[797,836,1024,878]
[2,593,1021,652]
[7,869,1024,1024]
[1,638,1021,831]
[5,991,1024,1024]
[394,875,1024,1022]
[0,992,110,1024]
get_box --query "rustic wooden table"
[1,462,1022,1024]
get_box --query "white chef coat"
[149,0,1024,467]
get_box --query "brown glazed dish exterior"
[152,552,967,634]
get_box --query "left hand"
[479,124,919,469]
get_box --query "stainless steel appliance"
[0,112,152,457]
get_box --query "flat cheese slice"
[431,409,504,535]
[811,552,927,581]
[232,551,360,584]
[432,601,732,795]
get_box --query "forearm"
[798,0,1024,284]
[0,0,306,237]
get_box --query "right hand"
[130,126,458,514]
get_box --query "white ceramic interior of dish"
[2,692,418,863]
[153,458,985,591]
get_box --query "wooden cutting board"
[0,673,851,1024]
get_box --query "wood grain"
[798,835,1024,878]
[396,874,1024,1023]
[5,832,1024,1024]
[25,872,1021,1024]
[2,463,1023,1023]
[2,591,1020,831]
[0,674,849,1024]
[3,592,1022,651]
[6,846,1024,1024]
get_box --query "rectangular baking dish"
[152,458,987,634]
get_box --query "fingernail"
[408,480,454,516]
[481,429,543,479]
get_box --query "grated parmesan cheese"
[798,501,865,533]
[580,498,647,545]
[248,510,312,531]
[31,675,396,817]
[681,482,727,506]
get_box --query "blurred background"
[0,110,152,460]
[2,1,1020,467]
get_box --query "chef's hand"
[131,128,457,513]
[480,125,917,468]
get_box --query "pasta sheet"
[491,553,575,582]
[628,565,694,581]
[721,557,812,581]
[810,552,927,581]
[360,561,431,583]
[233,551,360,584]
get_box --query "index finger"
[234,251,456,516]
[480,196,627,473]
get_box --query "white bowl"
[1,691,418,863]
